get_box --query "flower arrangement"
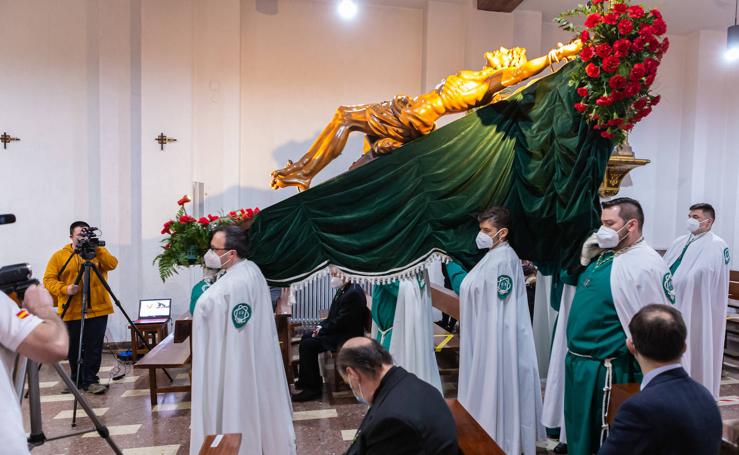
[556,0,668,143]
[153,195,260,281]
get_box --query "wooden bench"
[199,433,241,455]
[446,399,505,454]
[134,332,191,406]
[606,383,640,425]
[431,284,460,321]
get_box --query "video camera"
[75,227,106,260]
[0,263,38,300]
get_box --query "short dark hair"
[477,206,510,230]
[689,203,715,220]
[602,197,644,231]
[629,304,686,362]
[69,221,90,236]
[211,224,249,258]
[336,337,393,379]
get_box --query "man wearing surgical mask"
[549,197,675,455]
[293,267,368,402]
[190,225,296,455]
[663,203,730,398]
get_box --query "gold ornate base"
[599,143,650,197]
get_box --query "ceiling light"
[338,0,357,20]
[728,0,739,61]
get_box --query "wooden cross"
[1,132,20,149]
[155,132,177,150]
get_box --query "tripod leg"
[90,264,174,382]
[71,264,92,427]
[26,360,46,446]
[51,362,123,455]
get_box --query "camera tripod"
[59,253,172,427]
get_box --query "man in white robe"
[458,206,544,455]
[547,197,675,455]
[664,203,730,398]
[191,225,296,455]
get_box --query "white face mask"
[476,230,503,250]
[203,249,231,269]
[596,223,629,249]
[330,276,344,289]
[685,218,706,234]
[349,376,369,406]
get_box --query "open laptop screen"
[139,299,171,319]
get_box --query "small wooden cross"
[0,132,20,149]
[155,132,177,150]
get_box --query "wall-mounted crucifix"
[155,132,177,151]
[1,132,20,149]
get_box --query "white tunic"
[388,274,443,393]
[458,243,544,455]
[664,231,730,398]
[191,260,296,455]
[542,241,673,439]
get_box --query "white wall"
[1,0,737,340]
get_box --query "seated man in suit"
[599,304,722,454]
[339,337,458,455]
[292,268,367,402]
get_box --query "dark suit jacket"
[599,367,722,455]
[317,283,367,348]
[346,366,458,455]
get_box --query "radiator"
[290,276,372,325]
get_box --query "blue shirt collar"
[640,363,682,390]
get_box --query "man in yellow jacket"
[43,221,118,394]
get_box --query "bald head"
[337,337,393,379]
[629,304,686,363]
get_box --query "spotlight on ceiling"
[728,0,739,61]
[338,0,358,20]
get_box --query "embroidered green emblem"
[231,303,252,329]
[662,273,676,304]
[724,248,731,265]
[497,275,513,300]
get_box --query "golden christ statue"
[271,40,583,191]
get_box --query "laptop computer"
[134,298,171,324]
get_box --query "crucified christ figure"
[270,39,583,191]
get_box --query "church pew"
[606,383,640,425]
[198,433,242,455]
[445,399,505,455]
[134,332,192,407]
[431,283,460,321]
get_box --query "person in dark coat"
[339,337,458,455]
[599,304,722,455]
[292,269,367,402]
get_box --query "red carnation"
[586,63,601,78]
[614,3,628,13]
[607,118,623,127]
[197,217,210,225]
[652,18,667,35]
[609,74,627,90]
[612,91,627,102]
[651,95,661,106]
[634,97,648,111]
[574,102,588,113]
[623,122,635,130]
[646,35,660,51]
[164,243,171,249]
[229,211,237,218]
[627,5,645,19]
[254,208,260,214]
[580,46,595,62]
[632,37,646,51]
[602,56,621,73]
[625,82,640,97]
[638,23,654,37]
[603,13,619,25]
[644,58,659,75]
[245,208,254,218]
[595,43,612,59]
[592,0,603,4]
[613,39,631,57]
[177,195,191,206]
[637,106,653,119]
[580,30,590,42]
[577,86,589,97]
[645,73,656,86]
[584,13,602,28]
[161,220,174,235]
[596,96,614,107]
[179,215,195,223]
[630,63,646,81]
[617,19,633,35]
[659,37,670,56]
[601,131,615,139]
[207,214,219,222]
[650,8,663,19]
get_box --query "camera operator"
[1,285,68,454]
[42,221,118,395]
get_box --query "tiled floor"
[20,354,739,454]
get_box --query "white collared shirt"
[640,363,682,390]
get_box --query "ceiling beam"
[476,0,523,12]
